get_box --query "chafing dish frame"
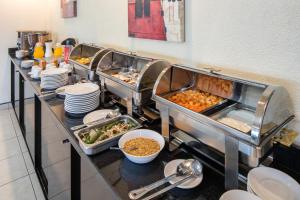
[96,50,170,115]
[152,64,295,189]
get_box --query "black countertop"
[10,53,231,200]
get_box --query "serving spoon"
[128,159,202,200]
[141,159,203,200]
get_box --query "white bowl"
[220,190,262,200]
[118,129,165,164]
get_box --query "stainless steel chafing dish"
[69,43,111,80]
[152,64,294,189]
[96,51,170,115]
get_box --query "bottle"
[54,43,63,58]
[64,40,72,64]
[33,42,45,59]
[45,41,53,58]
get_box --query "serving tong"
[70,109,120,131]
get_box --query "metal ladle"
[141,159,203,200]
[128,159,203,200]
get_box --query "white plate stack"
[247,167,300,200]
[64,83,100,115]
[40,68,69,90]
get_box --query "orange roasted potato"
[167,90,224,112]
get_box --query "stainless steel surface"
[141,159,203,200]
[96,50,170,115]
[74,115,141,155]
[128,159,199,200]
[225,136,239,190]
[152,64,295,188]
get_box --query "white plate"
[164,159,203,189]
[65,102,99,110]
[65,104,98,114]
[248,167,300,200]
[220,190,262,200]
[55,85,72,96]
[65,91,100,99]
[65,83,99,96]
[41,68,68,76]
[83,109,114,125]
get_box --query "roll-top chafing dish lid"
[153,64,295,145]
[96,50,170,91]
[69,43,111,70]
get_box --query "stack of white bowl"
[64,83,100,115]
[40,68,69,90]
[247,167,300,200]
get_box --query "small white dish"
[220,190,262,200]
[248,167,300,200]
[118,129,165,164]
[30,65,42,79]
[83,109,116,125]
[164,159,203,189]
[21,60,34,69]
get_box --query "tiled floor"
[0,103,45,200]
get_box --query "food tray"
[162,88,229,114]
[74,115,142,155]
[211,103,255,134]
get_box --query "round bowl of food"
[118,129,165,164]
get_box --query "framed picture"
[128,0,185,42]
[61,0,77,18]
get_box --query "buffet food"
[123,137,160,156]
[111,72,139,84]
[218,117,252,133]
[167,90,224,112]
[75,57,92,65]
[80,120,137,144]
[197,75,234,98]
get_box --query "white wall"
[47,0,300,130]
[0,0,48,103]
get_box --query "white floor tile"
[29,173,46,200]
[23,152,35,174]
[50,189,70,200]
[10,111,22,137]
[0,118,16,142]
[0,103,9,111]
[17,136,28,153]
[0,176,36,200]
[0,138,21,161]
[0,154,28,186]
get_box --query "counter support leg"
[11,61,15,109]
[71,145,81,200]
[224,136,239,190]
[34,95,48,196]
[19,74,25,132]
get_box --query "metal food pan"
[74,115,142,155]
[161,88,229,115]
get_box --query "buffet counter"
[9,50,228,200]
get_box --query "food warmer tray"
[74,115,141,155]
[96,50,170,115]
[69,43,111,71]
[152,64,294,189]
